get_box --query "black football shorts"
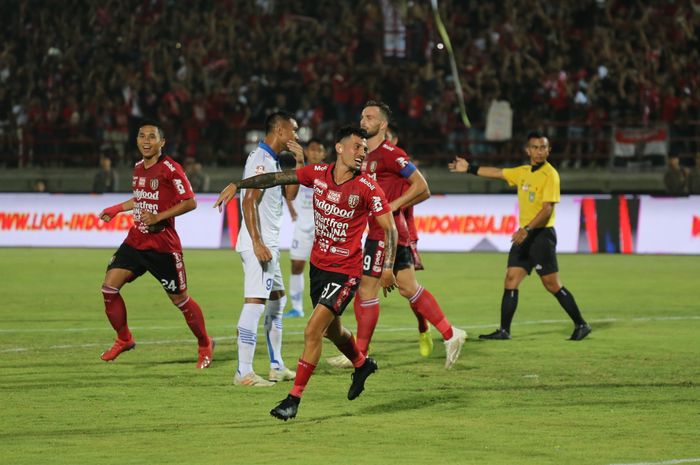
[362,240,413,277]
[309,263,359,315]
[107,242,187,294]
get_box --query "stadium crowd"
[1,0,699,168]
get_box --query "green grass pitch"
[1,248,698,465]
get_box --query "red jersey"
[362,141,415,245]
[124,155,194,253]
[296,163,390,276]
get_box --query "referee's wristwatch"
[523,226,531,233]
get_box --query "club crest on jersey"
[138,177,146,187]
[369,161,378,173]
[348,194,360,209]
[327,190,341,204]
[150,178,159,190]
[255,165,265,175]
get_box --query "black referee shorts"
[507,227,559,276]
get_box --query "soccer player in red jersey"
[387,123,430,353]
[215,126,398,421]
[327,101,467,370]
[98,123,214,369]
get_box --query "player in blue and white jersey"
[234,111,305,387]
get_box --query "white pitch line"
[632,316,700,321]
[1,315,699,354]
[608,458,700,465]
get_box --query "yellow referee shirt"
[502,162,560,228]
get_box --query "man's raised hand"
[448,156,469,173]
[214,183,238,212]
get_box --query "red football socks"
[290,359,316,398]
[101,285,132,341]
[176,296,210,346]
[409,286,453,340]
[409,302,430,333]
[336,333,366,368]
[354,297,380,355]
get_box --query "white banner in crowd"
[485,100,513,142]
[636,196,700,254]
[613,126,669,157]
[0,194,223,248]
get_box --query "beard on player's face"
[364,126,379,138]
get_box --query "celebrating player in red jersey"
[328,101,467,370]
[98,123,214,369]
[215,126,398,421]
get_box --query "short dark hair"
[307,137,324,147]
[139,121,165,139]
[526,130,547,142]
[335,126,368,143]
[363,100,392,121]
[265,110,295,134]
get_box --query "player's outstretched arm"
[448,156,505,181]
[214,171,300,211]
[375,211,398,297]
[99,198,135,222]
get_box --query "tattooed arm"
[373,211,398,297]
[214,170,300,211]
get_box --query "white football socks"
[236,303,265,376]
[265,295,287,370]
[289,273,304,313]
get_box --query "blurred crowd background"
[1,0,699,192]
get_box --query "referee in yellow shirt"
[449,131,591,341]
